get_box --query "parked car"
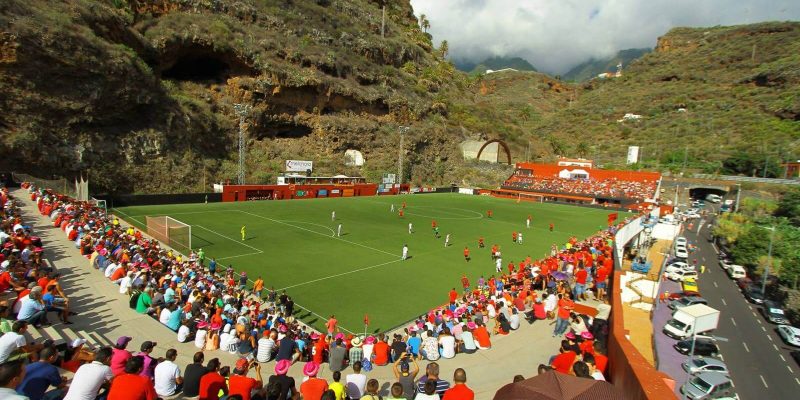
[744,286,765,304]
[681,372,735,399]
[675,337,719,356]
[682,278,700,294]
[727,265,746,280]
[666,262,695,274]
[668,290,702,300]
[681,357,730,376]
[675,236,688,247]
[777,325,800,347]
[669,296,708,311]
[669,269,699,282]
[791,351,800,367]
[736,277,753,291]
[761,301,788,324]
[719,258,733,270]
[675,247,690,259]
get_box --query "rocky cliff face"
[0,0,463,193]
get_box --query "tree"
[776,186,800,226]
[439,40,449,58]
[419,14,430,33]
[730,226,772,268]
[576,142,590,158]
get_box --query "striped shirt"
[256,338,276,363]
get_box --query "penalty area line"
[279,258,402,291]
[195,225,264,253]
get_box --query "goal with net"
[145,216,192,256]
[516,192,544,203]
[90,197,107,215]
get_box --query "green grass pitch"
[112,194,614,334]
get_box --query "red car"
[668,291,701,300]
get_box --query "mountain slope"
[467,56,537,75]
[563,48,650,82]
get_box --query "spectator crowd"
[504,175,657,201]
[0,181,624,400]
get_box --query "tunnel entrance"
[160,48,255,82]
[688,187,728,200]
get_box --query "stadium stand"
[1,182,630,399]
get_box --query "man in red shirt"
[448,288,458,304]
[551,341,577,374]
[299,362,327,400]
[553,293,574,337]
[574,265,588,301]
[460,275,470,292]
[326,315,337,336]
[198,358,227,400]
[463,247,470,262]
[442,368,474,400]
[228,359,263,400]
[311,334,328,365]
[108,356,157,400]
[372,334,390,366]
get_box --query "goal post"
[145,216,192,256]
[90,197,107,215]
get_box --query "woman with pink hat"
[267,360,297,400]
[362,335,375,363]
[299,362,327,399]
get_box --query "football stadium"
[2,2,799,400]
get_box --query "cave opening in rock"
[261,121,313,139]
[162,55,232,82]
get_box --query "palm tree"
[576,142,590,158]
[440,40,449,58]
[420,14,430,33]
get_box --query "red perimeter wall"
[221,183,378,202]
[514,162,662,182]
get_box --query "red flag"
[607,212,619,225]
[364,314,369,326]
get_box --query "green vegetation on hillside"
[563,48,650,82]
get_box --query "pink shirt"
[111,348,132,376]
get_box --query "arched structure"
[476,139,512,164]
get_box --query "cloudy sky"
[410,0,800,74]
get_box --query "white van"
[727,265,746,280]
[706,194,722,203]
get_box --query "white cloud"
[410,0,800,73]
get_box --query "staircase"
[626,273,655,306]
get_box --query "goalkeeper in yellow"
[241,225,247,241]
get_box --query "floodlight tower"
[233,103,252,185]
[398,126,410,184]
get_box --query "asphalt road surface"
[684,204,800,399]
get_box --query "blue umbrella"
[550,271,569,281]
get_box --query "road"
[684,204,799,399]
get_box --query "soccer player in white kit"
[445,234,450,247]
[526,217,531,229]
[331,210,336,221]
[408,223,413,234]
[402,244,409,260]
[517,232,523,244]
[337,223,342,237]
[495,257,502,273]
[391,204,395,212]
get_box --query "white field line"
[216,251,265,261]
[278,258,402,291]
[121,210,234,218]
[113,208,145,225]
[291,301,356,335]
[194,225,264,254]
[280,220,336,237]
[237,210,396,257]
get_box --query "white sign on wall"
[285,160,313,172]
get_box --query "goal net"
[517,192,544,203]
[90,197,107,215]
[145,216,192,256]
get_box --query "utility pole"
[234,103,251,185]
[398,126,409,184]
[734,183,741,213]
[762,226,775,295]
[681,146,688,176]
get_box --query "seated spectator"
[459,324,477,354]
[63,347,114,400]
[16,288,48,327]
[328,337,347,373]
[386,382,405,400]
[60,339,94,373]
[17,346,67,400]
[107,356,157,400]
[110,336,133,376]
[582,353,605,381]
[416,362,450,396]
[420,331,439,361]
[229,358,264,400]
[509,308,521,330]
[266,360,296,400]
[198,358,227,400]
[0,321,44,363]
[182,352,206,398]
[345,361,367,399]
[551,340,577,374]
[437,329,456,359]
[154,349,183,398]
[0,359,27,400]
[348,336,364,366]
[360,379,381,400]
[413,380,438,400]
[137,341,158,379]
[299,362,327,400]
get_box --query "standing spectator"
[63,347,114,400]
[110,336,133,376]
[0,359,27,400]
[325,315,337,337]
[198,358,227,400]
[299,362,327,400]
[16,347,67,400]
[552,294,574,337]
[415,362,450,396]
[345,361,367,400]
[252,277,264,299]
[328,337,347,373]
[266,360,296,400]
[442,368,473,400]
[229,358,263,400]
[107,356,157,400]
[154,349,183,398]
[181,352,206,398]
